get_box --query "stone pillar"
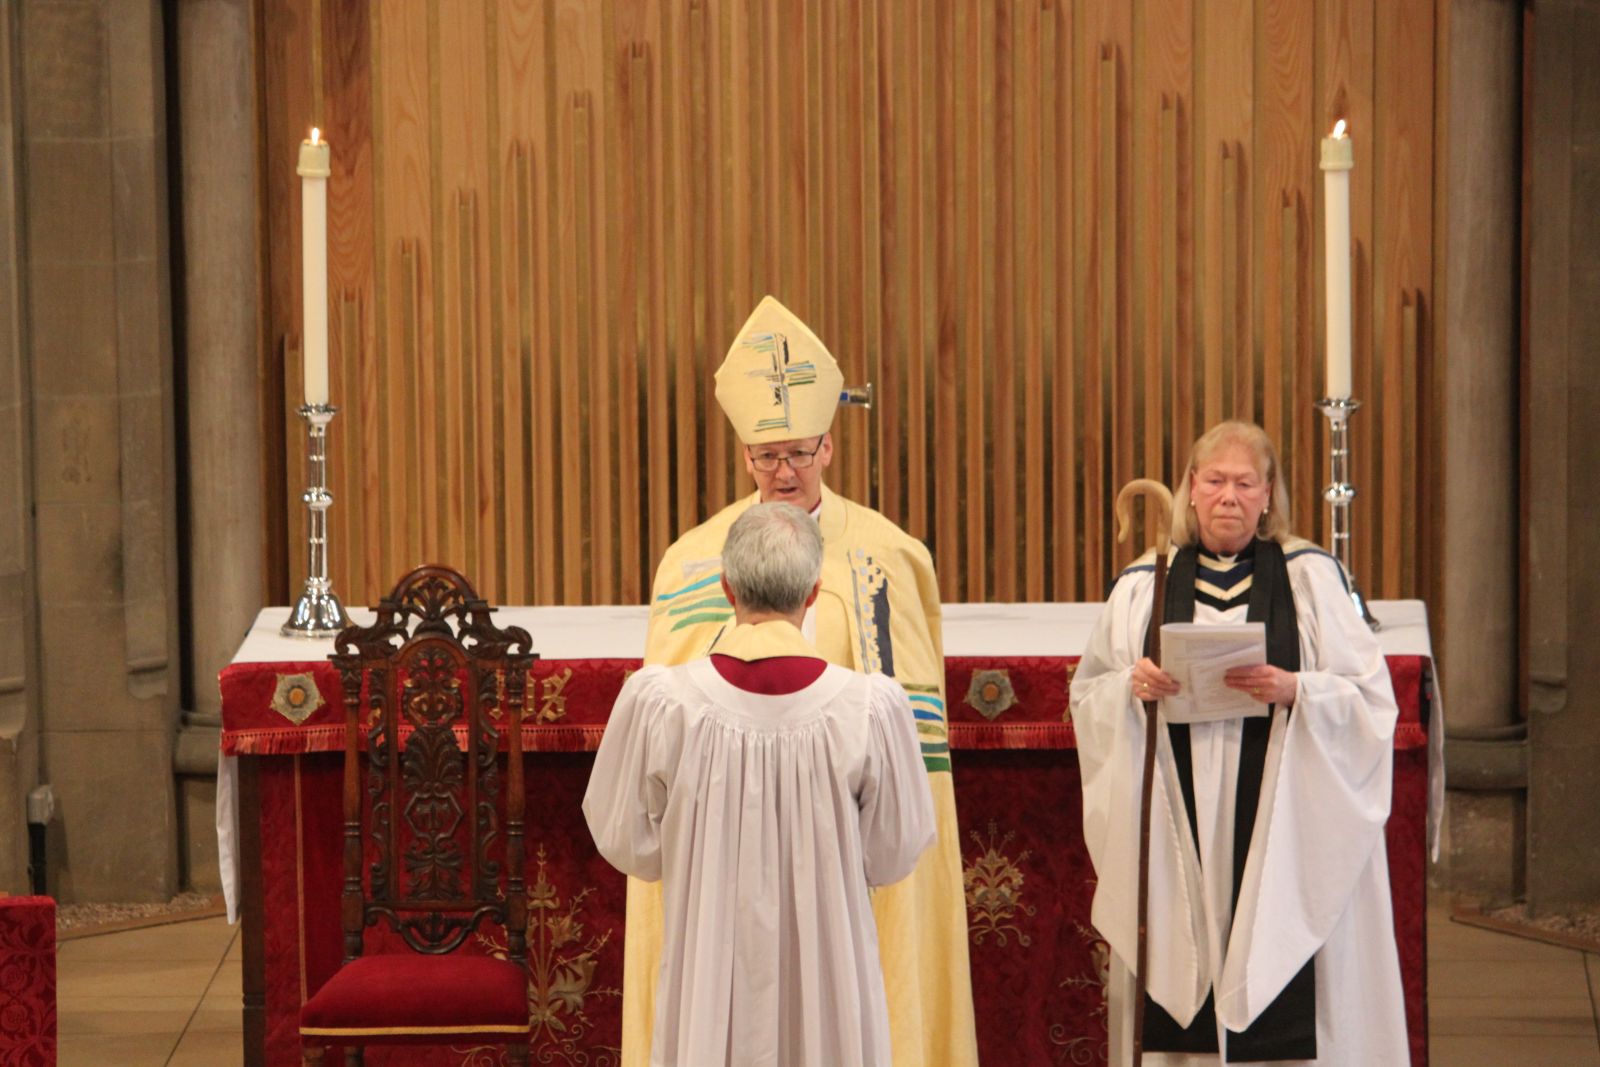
[18,0,180,902]
[1524,0,1600,913]
[0,4,42,896]
[172,0,263,892]
[1440,1,1522,730]
[1436,0,1526,898]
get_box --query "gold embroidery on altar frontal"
[1050,920,1111,1065]
[963,821,1037,947]
[469,844,620,1066]
[537,668,573,723]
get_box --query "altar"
[220,601,1439,1067]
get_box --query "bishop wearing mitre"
[616,295,981,1067]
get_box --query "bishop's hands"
[1130,657,1179,705]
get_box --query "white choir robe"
[1069,548,1410,1066]
[583,638,936,1067]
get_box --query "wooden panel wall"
[261,0,1437,607]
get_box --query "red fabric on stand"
[953,752,1109,1065]
[0,896,56,1067]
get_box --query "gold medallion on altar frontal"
[964,820,1037,948]
[965,669,1017,721]
[270,672,323,725]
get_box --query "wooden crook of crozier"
[1114,478,1174,1067]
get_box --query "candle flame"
[1331,119,1348,139]
[310,127,322,145]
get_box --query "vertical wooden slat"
[555,93,583,603]
[456,190,480,585]
[860,0,884,512]
[399,240,424,560]
[843,0,872,509]
[876,0,903,526]
[1098,48,1117,578]
[482,0,508,602]
[426,0,453,568]
[622,41,653,605]
[1221,143,1239,421]
[679,0,707,538]
[961,0,988,601]
[1281,194,1306,517]
[335,295,359,595]
[534,1,561,603]
[1040,0,1063,599]
[1051,0,1077,600]
[1159,93,1182,487]
[934,0,960,602]
[508,141,532,600]
[1400,294,1419,592]
[992,0,1017,600]
[1289,188,1316,543]
[365,0,392,597]
[707,0,739,517]
[1017,0,1044,600]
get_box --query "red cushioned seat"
[300,953,529,1044]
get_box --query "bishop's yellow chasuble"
[623,484,980,1067]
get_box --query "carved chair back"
[330,566,534,966]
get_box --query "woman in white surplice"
[584,502,935,1067]
[1070,421,1409,1066]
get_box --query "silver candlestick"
[282,403,350,637]
[1315,396,1378,630]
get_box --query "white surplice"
[583,625,936,1067]
[1069,547,1409,1066]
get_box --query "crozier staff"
[1070,420,1408,1066]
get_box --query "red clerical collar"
[710,654,827,695]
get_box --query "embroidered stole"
[1142,538,1317,1062]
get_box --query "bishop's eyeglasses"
[747,440,823,473]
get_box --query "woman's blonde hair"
[1170,420,1294,547]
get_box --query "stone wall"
[1436,0,1527,901]
[1,0,181,902]
[1525,0,1600,913]
[0,3,42,896]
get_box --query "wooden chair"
[300,566,535,1065]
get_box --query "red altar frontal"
[220,604,1436,1067]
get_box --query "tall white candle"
[1320,120,1353,400]
[297,128,332,407]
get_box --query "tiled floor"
[54,901,1600,1066]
